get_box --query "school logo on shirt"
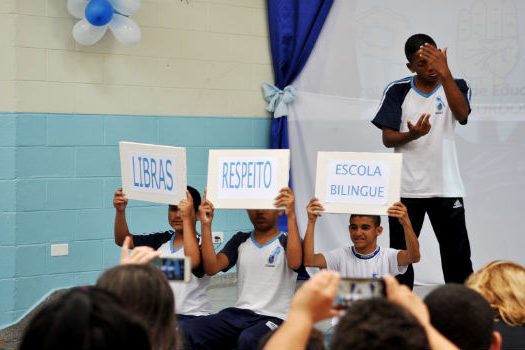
[435,96,446,115]
[265,246,282,267]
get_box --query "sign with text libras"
[119,142,187,205]
[315,152,402,215]
[207,149,290,209]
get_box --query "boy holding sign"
[113,186,212,324]
[372,33,474,288]
[183,187,303,350]
[303,199,420,279]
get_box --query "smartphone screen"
[151,257,191,282]
[334,278,386,309]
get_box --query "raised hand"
[387,202,410,227]
[178,190,194,220]
[113,188,128,212]
[120,236,160,265]
[198,189,214,226]
[306,198,324,223]
[407,113,431,139]
[288,270,341,323]
[417,43,450,78]
[274,187,295,216]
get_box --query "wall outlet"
[212,232,223,244]
[51,243,69,257]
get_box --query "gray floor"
[0,273,438,350]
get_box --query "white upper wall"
[0,0,273,116]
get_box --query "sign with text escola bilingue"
[119,142,187,205]
[315,152,402,215]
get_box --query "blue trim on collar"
[250,231,284,249]
[170,231,182,254]
[352,246,380,260]
[410,76,441,98]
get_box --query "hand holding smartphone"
[334,278,386,309]
[151,257,192,282]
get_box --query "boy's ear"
[376,226,383,236]
[406,62,415,73]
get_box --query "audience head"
[258,328,325,350]
[466,260,525,326]
[96,264,178,350]
[331,298,428,350]
[404,33,437,62]
[424,283,500,350]
[19,287,150,350]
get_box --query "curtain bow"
[262,82,297,118]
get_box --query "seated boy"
[303,198,420,278]
[113,186,212,325]
[183,187,302,350]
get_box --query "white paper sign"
[315,152,402,215]
[119,142,187,205]
[207,149,290,209]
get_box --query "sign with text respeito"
[315,152,402,215]
[119,142,187,205]
[207,149,290,209]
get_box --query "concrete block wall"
[0,0,272,115]
[0,113,272,327]
[0,0,276,329]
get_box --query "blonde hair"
[466,260,525,326]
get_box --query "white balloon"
[67,0,90,19]
[109,14,141,45]
[108,0,141,16]
[73,19,108,46]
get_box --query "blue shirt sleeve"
[372,80,411,131]
[219,232,251,272]
[132,231,172,250]
[454,78,472,125]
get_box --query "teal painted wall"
[0,113,271,327]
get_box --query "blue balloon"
[85,0,114,26]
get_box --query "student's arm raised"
[388,202,420,266]
[417,44,469,122]
[113,188,134,247]
[199,189,229,275]
[303,198,328,269]
[179,190,201,269]
[274,187,302,270]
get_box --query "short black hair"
[424,284,494,350]
[350,214,380,227]
[20,287,150,350]
[331,298,428,350]
[169,185,201,213]
[405,33,437,62]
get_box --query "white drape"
[289,0,525,284]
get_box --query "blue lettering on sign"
[166,160,173,191]
[330,185,385,198]
[131,156,175,192]
[334,164,382,176]
[221,161,273,190]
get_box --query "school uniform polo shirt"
[324,246,407,278]
[220,231,297,320]
[133,230,212,316]
[372,76,472,198]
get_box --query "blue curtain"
[267,0,333,232]
[267,0,334,150]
